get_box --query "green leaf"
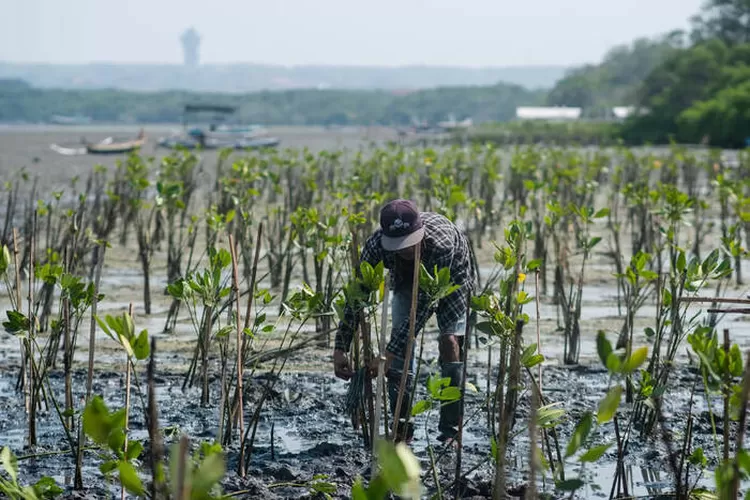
[621,346,648,374]
[126,441,144,461]
[1,446,17,483]
[596,331,613,369]
[536,403,566,428]
[351,478,369,500]
[100,460,118,475]
[132,329,150,360]
[565,412,592,458]
[597,386,623,424]
[108,428,126,453]
[594,208,610,218]
[411,400,432,416]
[33,475,64,498]
[83,396,112,445]
[192,451,225,495]
[579,443,612,462]
[118,461,144,496]
[588,236,602,249]
[557,478,584,492]
[376,440,421,498]
[437,387,462,402]
[526,258,543,271]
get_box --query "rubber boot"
[387,369,415,444]
[438,361,464,443]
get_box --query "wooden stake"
[122,303,134,500]
[372,272,390,477]
[228,233,246,477]
[28,211,36,447]
[391,243,421,442]
[454,288,472,500]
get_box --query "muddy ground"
[0,352,730,499]
[0,126,749,498]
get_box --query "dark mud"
[0,353,729,499]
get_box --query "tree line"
[0,78,543,127]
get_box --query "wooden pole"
[391,243,421,441]
[372,273,390,477]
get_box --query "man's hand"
[333,349,353,380]
[368,351,395,377]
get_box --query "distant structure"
[181,27,200,67]
[516,107,582,121]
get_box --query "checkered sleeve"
[334,234,384,352]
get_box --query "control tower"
[181,27,200,67]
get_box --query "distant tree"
[691,0,750,45]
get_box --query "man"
[333,199,474,443]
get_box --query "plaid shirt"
[335,212,475,356]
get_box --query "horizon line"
[0,60,574,69]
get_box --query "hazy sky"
[2,0,705,67]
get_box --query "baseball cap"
[379,199,425,251]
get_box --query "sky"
[1,0,706,67]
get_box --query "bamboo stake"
[680,297,750,305]
[28,212,36,447]
[391,243,421,442]
[76,242,104,490]
[12,228,25,401]
[454,288,472,500]
[175,435,190,500]
[122,303,134,500]
[535,269,542,395]
[147,337,166,499]
[707,308,750,314]
[228,233,246,477]
[372,272,390,478]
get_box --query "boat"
[49,114,93,125]
[85,130,146,155]
[158,133,279,150]
[158,104,280,150]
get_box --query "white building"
[516,107,582,121]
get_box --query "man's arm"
[334,234,383,352]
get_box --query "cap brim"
[381,227,425,252]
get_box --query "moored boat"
[85,130,146,154]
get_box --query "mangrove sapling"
[264,206,293,291]
[475,145,502,247]
[606,163,626,314]
[637,248,732,437]
[571,332,650,499]
[0,170,27,247]
[155,151,200,331]
[470,220,539,498]
[291,205,347,348]
[613,252,658,402]
[0,447,64,499]
[558,204,608,365]
[157,151,198,288]
[168,246,233,405]
[124,154,161,315]
[685,328,750,498]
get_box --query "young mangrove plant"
[168,246,232,405]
